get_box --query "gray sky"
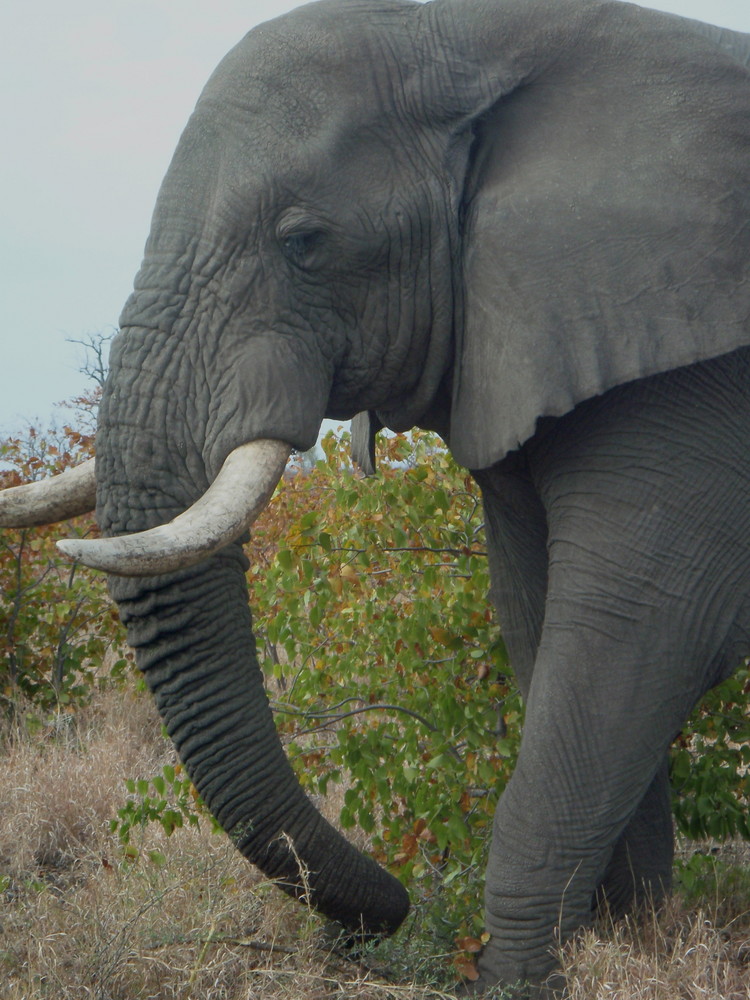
[2,0,749,436]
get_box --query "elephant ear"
[421,0,750,469]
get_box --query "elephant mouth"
[0,439,291,576]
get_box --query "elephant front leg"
[475,535,709,993]
[474,355,750,995]
[476,641,676,995]
[595,756,674,919]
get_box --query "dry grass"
[1,684,748,999]
[0,689,164,876]
[562,895,750,999]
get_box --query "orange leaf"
[429,626,452,645]
[455,936,484,953]
[400,833,418,858]
[454,957,480,981]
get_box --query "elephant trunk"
[87,312,408,932]
[109,541,409,933]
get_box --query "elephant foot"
[455,958,567,999]
[453,976,566,999]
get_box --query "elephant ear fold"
[351,412,383,476]
[420,0,750,470]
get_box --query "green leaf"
[277,549,294,570]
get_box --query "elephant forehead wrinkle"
[197,9,426,169]
[207,1,415,107]
[201,32,363,154]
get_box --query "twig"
[273,701,439,733]
[145,933,295,955]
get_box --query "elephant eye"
[278,228,325,269]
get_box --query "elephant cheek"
[205,336,332,477]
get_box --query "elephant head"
[2,0,748,991]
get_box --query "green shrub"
[251,431,522,940]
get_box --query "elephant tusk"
[56,439,291,576]
[0,457,97,527]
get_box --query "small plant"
[670,663,750,840]
[110,763,222,862]
[675,848,750,915]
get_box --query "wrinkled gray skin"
[72,0,750,995]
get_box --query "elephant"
[1,0,749,995]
